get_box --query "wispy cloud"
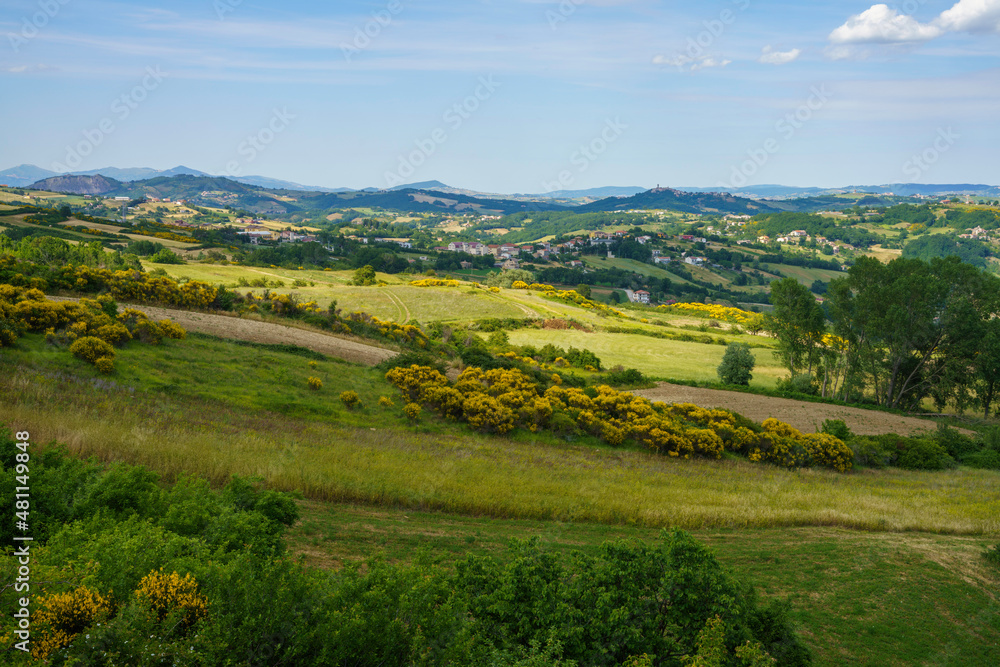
[3,63,56,74]
[652,53,731,73]
[758,45,801,65]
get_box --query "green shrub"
[821,419,853,442]
[776,374,818,396]
[851,436,893,469]
[896,437,955,471]
[350,264,378,286]
[77,464,163,518]
[487,330,510,347]
[933,423,981,461]
[962,449,1000,470]
[717,342,755,385]
[454,530,811,666]
[150,248,185,264]
[603,367,647,387]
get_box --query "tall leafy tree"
[764,277,826,376]
[826,255,1000,410]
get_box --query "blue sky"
[1,0,998,192]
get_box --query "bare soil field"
[52,298,396,366]
[634,382,950,436]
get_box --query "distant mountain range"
[0,164,347,193]
[4,163,998,201]
[23,173,567,216]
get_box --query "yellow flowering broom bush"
[385,364,852,471]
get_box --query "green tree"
[974,319,1000,417]
[764,278,825,377]
[575,283,592,299]
[486,269,535,288]
[350,264,378,286]
[826,255,1000,409]
[717,343,755,386]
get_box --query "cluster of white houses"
[234,222,318,245]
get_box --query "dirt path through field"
[634,383,955,436]
[51,298,397,366]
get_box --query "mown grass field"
[507,328,787,385]
[761,263,845,286]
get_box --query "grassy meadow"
[2,333,998,536]
[507,328,787,385]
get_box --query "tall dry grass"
[5,365,999,535]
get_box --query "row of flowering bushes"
[511,281,628,317]
[386,364,853,472]
[663,302,758,325]
[0,283,185,372]
[0,256,220,309]
[409,278,463,287]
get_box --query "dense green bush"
[850,436,894,469]
[821,419,853,442]
[963,449,1000,470]
[933,424,981,462]
[896,437,955,471]
[717,342,755,385]
[775,374,818,396]
[150,248,186,264]
[455,532,812,666]
[603,366,647,387]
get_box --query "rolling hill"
[576,187,779,215]
[30,174,121,195]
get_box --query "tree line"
[765,255,1000,416]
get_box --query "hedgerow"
[386,364,853,472]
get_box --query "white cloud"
[690,57,731,71]
[828,0,1000,56]
[936,0,1000,34]
[758,45,801,65]
[828,4,943,44]
[652,54,730,72]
